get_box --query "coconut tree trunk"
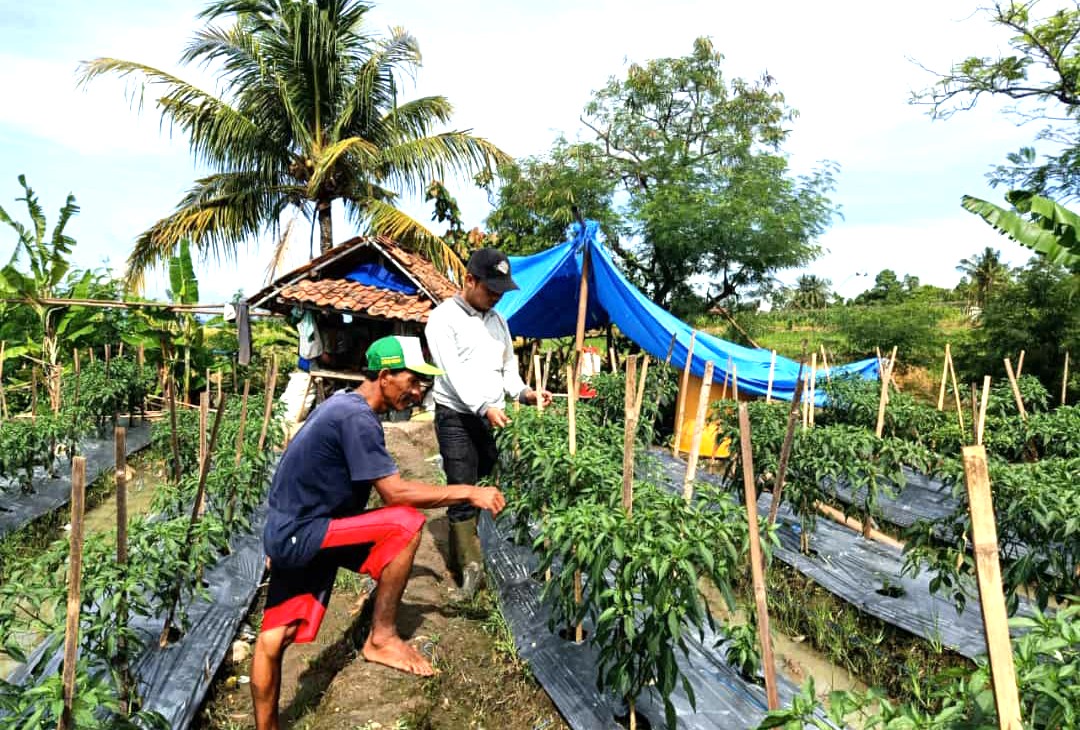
[318,200,333,254]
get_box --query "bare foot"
[362,634,436,676]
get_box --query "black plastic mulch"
[0,419,153,540]
[480,512,841,730]
[641,449,1035,661]
[826,467,959,529]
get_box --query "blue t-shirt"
[263,391,398,568]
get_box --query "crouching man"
[251,335,506,730]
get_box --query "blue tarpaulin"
[495,221,880,403]
[344,261,418,294]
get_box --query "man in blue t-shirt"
[252,335,506,730]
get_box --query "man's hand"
[525,388,553,408]
[485,407,511,428]
[469,486,506,516]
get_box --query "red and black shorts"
[261,505,426,644]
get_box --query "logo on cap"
[495,260,509,274]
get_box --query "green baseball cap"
[366,335,444,376]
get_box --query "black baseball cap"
[466,247,519,293]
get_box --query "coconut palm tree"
[790,274,832,310]
[955,245,1011,309]
[80,0,509,289]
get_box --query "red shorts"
[261,505,425,643]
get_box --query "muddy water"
[0,458,166,680]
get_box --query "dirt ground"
[198,419,567,730]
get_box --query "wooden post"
[664,332,676,365]
[136,343,144,367]
[0,340,7,420]
[1015,349,1025,379]
[720,357,732,401]
[948,350,966,435]
[1003,358,1027,421]
[31,365,38,419]
[257,356,279,451]
[977,376,991,446]
[809,353,817,427]
[731,362,740,402]
[819,344,832,385]
[573,246,592,360]
[565,362,585,643]
[58,457,87,730]
[961,446,1023,730]
[634,355,651,417]
[765,350,776,403]
[524,341,538,386]
[541,350,552,392]
[199,391,209,475]
[768,367,805,527]
[622,355,638,517]
[115,426,131,714]
[532,353,545,413]
[160,393,228,646]
[88,347,95,363]
[672,332,696,456]
[801,370,809,431]
[933,343,950,410]
[875,356,891,438]
[737,404,780,710]
[683,360,714,500]
[167,377,181,486]
[1064,351,1071,406]
[971,382,979,438]
[609,346,618,373]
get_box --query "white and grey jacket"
[425,295,528,417]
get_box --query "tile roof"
[374,238,460,301]
[277,279,436,322]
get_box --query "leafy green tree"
[488,38,838,310]
[913,2,1080,198]
[852,269,906,305]
[80,0,509,289]
[963,192,1080,270]
[955,246,1014,309]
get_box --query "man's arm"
[496,316,553,408]
[372,472,505,515]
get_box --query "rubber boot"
[449,517,484,599]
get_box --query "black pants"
[434,404,498,523]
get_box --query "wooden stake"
[977,376,991,446]
[118,342,124,359]
[31,366,38,419]
[573,245,592,359]
[664,332,677,365]
[59,456,87,730]
[809,353,817,427]
[819,344,832,385]
[115,426,131,713]
[948,350,966,435]
[737,403,780,711]
[1003,358,1027,421]
[634,355,651,416]
[0,340,7,420]
[160,393,228,646]
[765,350,776,403]
[875,356,891,438]
[167,376,181,486]
[961,446,1023,730]
[1015,349,1025,379]
[720,357,732,401]
[1063,351,1070,406]
[565,362,585,643]
[136,343,144,367]
[257,356,279,450]
[524,341,538,386]
[971,382,979,439]
[609,346,618,373]
[732,362,740,402]
[672,332,696,456]
[801,370,809,431]
[225,380,252,528]
[683,360,714,500]
[199,391,209,476]
[622,355,638,516]
[768,363,805,527]
[533,353,544,413]
[88,347,95,363]
[541,350,552,392]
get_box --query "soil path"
[199,419,566,730]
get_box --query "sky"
[0,0,1057,303]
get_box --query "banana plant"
[961,191,1080,269]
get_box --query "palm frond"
[362,199,466,282]
[962,194,1080,267]
[377,133,511,197]
[307,135,380,194]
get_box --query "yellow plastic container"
[674,371,746,458]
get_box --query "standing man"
[252,335,506,730]
[425,248,551,596]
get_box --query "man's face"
[464,274,503,312]
[380,369,429,411]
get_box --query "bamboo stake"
[801,370,809,431]
[819,344,832,385]
[809,353,817,427]
[257,356,279,450]
[541,350,552,392]
[737,403,780,710]
[1015,350,1025,379]
[524,341,538,386]
[31,366,38,420]
[565,362,585,643]
[0,340,7,420]
[136,343,144,367]
[199,391,209,476]
[167,377,181,486]
[875,356,891,438]
[768,360,805,527]
[961,446,1023,730]
[977,376,991,446]
[664,332,677,365]
[634,355,651,416]
[58,457,87,730]
[1064,351,1071,406]
[1003,358,1027,421]
[672,332,696,456]
[533,353,544,413]
[88,347,95,363]
[948,350,966,435]
[118,342,124,359]
[683,360,715,500]
[765,350,776,403]
[732,362,740,402]
[115,427,131,714]
[622,355,638,516]
[573,245,591,360]
[160,393,228,646]
[971,383,978,439]
[720,357,732,401]
[609,346,618,373]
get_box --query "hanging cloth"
[297,310,324,360]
